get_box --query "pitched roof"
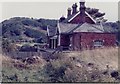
[47,25,57,36]
[58,22,114,34]
[58,22,80,34]
[47,22,115,37]
[74,23,104,33]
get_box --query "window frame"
[93,40,104,47]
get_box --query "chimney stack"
[72,3,78,15]
[79,0,86,14]
[67,7,71,18]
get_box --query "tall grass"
[1,47,119,82]
[59,47,118,70]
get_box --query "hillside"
[1,17,57,43]
[1,47,120,82]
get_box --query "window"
[93,40,104,47]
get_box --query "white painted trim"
[68,11,96,24]
[57,21,61,33]
[85,11,96,23]
[47,25,49,36]
[57,21,61,46]
[68,11,80,22]
[58,35,61,46]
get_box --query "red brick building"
[47,1,116,50]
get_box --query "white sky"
[0,0,119,22]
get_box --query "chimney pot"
[79,0,86,14]
[67,7,71,18]
[72,3,78,15]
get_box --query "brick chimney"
[79,0,86,23]
[72,3,78,15]
[67,7,71,18]
[79,0,86,14]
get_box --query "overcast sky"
[1,1,119,22]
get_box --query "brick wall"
[69,14,95,24]
[60,34,70,46]
[72,32,116,50]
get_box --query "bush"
[22,19,41,27]
[42,62,67,82]
[24,29,45,38]
[19,44,37,52]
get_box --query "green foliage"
[37,19,57,30]
[24,28,47,42]
[21,19,42,27]
[2,38,12,52]
[20,44,37,52]
[1,17,57,43]
[24,28,45,38]
[42,62,67,82]
[2,52,119,83]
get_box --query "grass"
[1,54,47,82]
[60,47,118,70]
[1,47,119,82]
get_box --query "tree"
[86,8,107,23]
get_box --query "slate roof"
[74,23,104,33]
[47,22,115,37]
[58,22,114,34]
[47,25,57,36]
[58,22,81,34]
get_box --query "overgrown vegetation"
[1,17,57,43]
[1,47,120,83]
